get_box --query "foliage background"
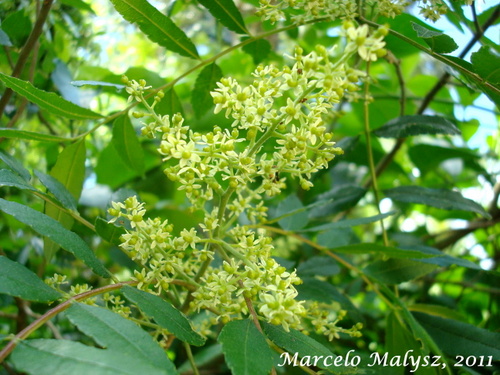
[0,0,499,374]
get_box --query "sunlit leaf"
[44,140,86,260]
[411,22,458,54]
[198,0,248,34]
[0,128,70,143]
[122,285,205,346]
[112,115,145,174]
[110,0,199,59]
[0,73,102,120]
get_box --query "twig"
[0,280,136,363]
[0,0,55,118]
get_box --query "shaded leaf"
[296,277,364,323]
[402,245,482,270]
[11,339,169,375]
[112,115,145,174]
[122,285,205,346]
[0,199,109,278]
[374,115,460,138]
[66,303,177,373]
[110,0,199,59]
[192,63,223,119]
[384,186,490,218]
[0,256,61,302]
[95,218,127,246]
[263,322,354,373]
[0,73,102,120]
[302,211,395,232]
[316,228,357,249]
[411,22,458,54]
[364,259,438,284]
[408,304,467,322]
[198,0,248,34]
[276,195,308,231]
[156,87,184,117]
[242,38,271,64]
[0,169,37,192]
[218,319,274,375]
[35,170,78,211]
[309,185,367,218]
[297,256,340,277]
[414,312,500,358]
[329,243,435,259]
[0,151,31,181]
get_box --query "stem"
[363,62,389,246]
[183,342,200,375]
[255,224,395,309]
[0,0,54,118]
[0,281,137,364]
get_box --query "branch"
[0,280,136,364]
[0,0,55,118]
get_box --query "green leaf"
[71,80,125,90]
[413,312,500,358]
[0,256,61,302]
[364,259,438,284]
[110,0,199,59]
[112,115,145,174]
[156,87,184,117]
[0,128,70,143]
[276,195,309,231]
[122,285,205,346]
[373,115,460,138]
[0,151,31,181]
[409,304,467,322]
[471,46,500,85]
[0,169,37,192]
[316,228,357,249]
[262,323,355,374]
[218,319,274,375]
[0,199,109,278]
[66,303,177,373]
[0,73,102,120]
[403,245,482,270]
[95,218,127,246]
[242,38,272,64]
[1,10,31,47]
[44,140,86,260]
[384,186,490,218]
[328,243,435,259]
[35,170,78,211]
[297,256,340,277]
[198,0,248,34]
[58,0,95,14]
[11,339,169,375]
[192,63,223,119]
[296,277,364,323]
[385,311,435,375]
[411,22,458,54]
[302,211,395,232]
[309,185,367,218]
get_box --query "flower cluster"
[109,30,383,340]
[257,0,474,23]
